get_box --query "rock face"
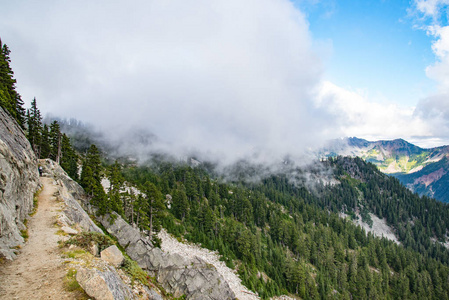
[40,158,103,234]
[99,213,236,300]
[42,159,161,299]
[76,266,134,300]
[0,107,39,260]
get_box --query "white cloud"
[1,0,343,164]
[415,0,449,19]
[412,0,449,144]
[316,81,436,146]
[2,0,448,165]
[426,25,449,89]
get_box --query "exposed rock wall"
[42,159,161,299]
[0,107,39,260]
[76,266,135,300]
[99,213,236,300]
[40,159,103,233]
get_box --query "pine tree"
[92,182,109,215]
[172,186,189,221]
[49,121,62,163]
[60,133,78,180]
[80,165,95,196]
[108,161,124,215]
[80,144,103,197]
[26,98,43,156]
[142,181,165,240]
[40,124,51,158]
[0,40,25,127]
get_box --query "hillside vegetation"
[76,147,449,299]
[324,137,449,203]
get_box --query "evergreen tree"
[142,181,165,240]
[80,144,102,197]
[49,120,62,163]
[108,161,124,215]
[26,98,42,156]
[80,165,95,196]
[91,182,109,215]
[40,124,51,158]
[60,133,78,180]
[0,40,25,127]
[172,186,189,221]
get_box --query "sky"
[1,0,449,163]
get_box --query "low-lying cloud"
[3,0,449,167]
[1,0,343,165]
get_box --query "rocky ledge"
[0,107,39,260]
[99,213,236,300]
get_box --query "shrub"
[65,231,115,252]
[121,256,152,286]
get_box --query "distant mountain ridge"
[323,137,449,202]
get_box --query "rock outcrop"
[99,213,236,300]
[42,159,162,299]
[0,107,39,260]
[76,266,134,300]
[101,245,124,267]
[40,158,103,234]
[38,148,235,299]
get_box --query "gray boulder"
[101,245,124,267]
[0,107,39,260]
[76,266,134,300]
[99,213,236,300]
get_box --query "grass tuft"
[64,249,89,259]
[20,229,29,241]
[121,256,153,286]
[30,186,43,216]
[64,268,90,299]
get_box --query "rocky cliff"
[0,107,39,260]
[99,213,236,300]
[40,158,104,233]
[40,159,163,299]
[42,157,235,299]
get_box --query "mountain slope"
[323,137,449,202]
[393,157,449,202]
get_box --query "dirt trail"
[0,177,74,299]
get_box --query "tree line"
[78,155,449,299]
[0,40,78,179]
[0,39,25,127]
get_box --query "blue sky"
[299,0,436,106]
[1,0,449,162]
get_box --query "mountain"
[323,137,449,202]
[394,157,449,202]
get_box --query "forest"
[76,147,449,299]
[3,39,449,299]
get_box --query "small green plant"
[64,249,88,259]
[64,268,89,299]
[65,268,80,291]
[152,234,162,248]
[56,229,68,236]
[20,228,29,241]
[30,186,43,216]
[121,256,151,286]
